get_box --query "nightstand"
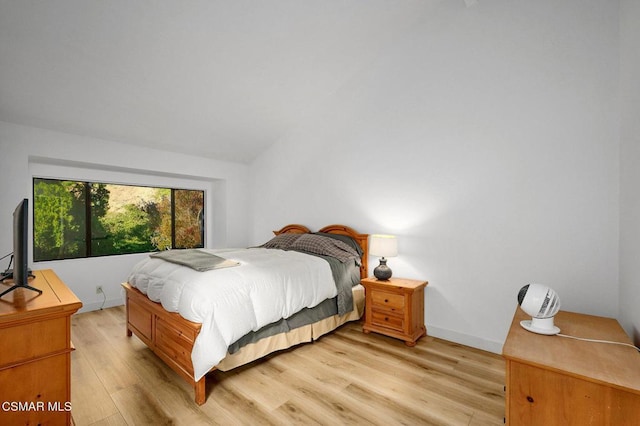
[361,277,428,346]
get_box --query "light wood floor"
[70,306,505,425]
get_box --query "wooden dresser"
[361,277,427,346]
[502,308,640,425]
[0,269,82,426]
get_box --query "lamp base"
[373,258,392,280]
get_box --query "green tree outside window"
[33,179,204,261]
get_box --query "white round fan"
[517,283,561,335]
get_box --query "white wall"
[251,0,620,353]
[0,121,250,312]
[619,0,640,345]
[0,0,627,353]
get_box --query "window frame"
[32,177,205,262]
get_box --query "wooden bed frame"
[122,224,368,405]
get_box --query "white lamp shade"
[369,235,398,258]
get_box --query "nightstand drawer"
[371,310,404,332]
[370,290,405,312]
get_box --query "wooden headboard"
[273,224,311,234]
[273,224,369,279]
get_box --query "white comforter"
[127,248,337,380]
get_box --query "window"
[33,178,204,261]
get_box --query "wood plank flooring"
[70,306,505,425]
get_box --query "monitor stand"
[0,270,42,298]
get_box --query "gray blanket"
[150,249,239,271]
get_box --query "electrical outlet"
[96,285,103,294]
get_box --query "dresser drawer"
[371,310,404,332]
[370,289,405,313]
[155,317,196,373]
[0,317,68,368]
[0,352,70,425]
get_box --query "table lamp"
[369,234,398,280]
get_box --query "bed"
[122,224,369,405]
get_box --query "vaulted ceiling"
[0,0,437,163]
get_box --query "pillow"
[290,234,360,263]
[313,232,363,256]
[259,233,303,250]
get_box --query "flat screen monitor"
[13,198,29,286]
[0,198,42,298]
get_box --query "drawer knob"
[384,299,389,303]
[526,396,534,403]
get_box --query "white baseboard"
[75,303,505,355]
[78,298,124,313]
[426,324,504,355]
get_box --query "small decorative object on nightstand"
[361,276,427,346]
[369,234,398,280]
